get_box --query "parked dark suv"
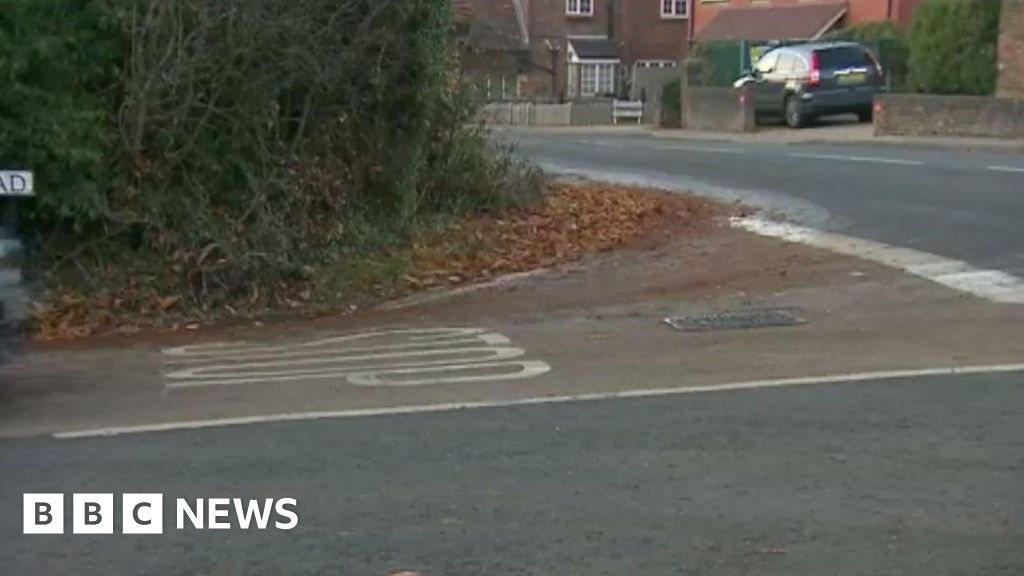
[736,41,886,128]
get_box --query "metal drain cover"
[663,309,806,333]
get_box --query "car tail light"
[808,51,821,86]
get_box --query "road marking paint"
[165,347,529,387]
[732,217,1024,304]
[347,360,552,387]
[163,327,490,359]
[655,144,747,154]
[787,152,923,166]
[575,139,627,148]
[163,327,550,389]
[987,165,1024,174]
[54,362,1024,439]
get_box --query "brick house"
[456,0,692,101]
[692,0,925,43]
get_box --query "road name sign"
[0,171,34,197]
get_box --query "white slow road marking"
[655,144,747,154]
[788,152,923,166]
[732,217,1024,304]
[54,363,1024,439]
[163,327,551,389]
[987,165,1024,174]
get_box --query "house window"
[579,62,616,96]
[567,0,593,16]
[661,0,688,18]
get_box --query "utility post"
[0,170,34,335]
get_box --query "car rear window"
[815,47,870,70]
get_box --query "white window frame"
[566,0,594,16]
[576,60,618,97]
[661,0,688,18]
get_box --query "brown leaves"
[404,183,712,289]
[27,183,720,341]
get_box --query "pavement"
[2,129,1024,574]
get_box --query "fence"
[482,99,623,127]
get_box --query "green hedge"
[660,79,682,128]
[825,21,909,91]
[0,0,121,226]
[0,0,541,310]
[908,0,1002,95]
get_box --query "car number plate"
[838,72,866,85]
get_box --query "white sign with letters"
[0,171,34,196]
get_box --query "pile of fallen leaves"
[405,182,719,289]
[28,182,722,340]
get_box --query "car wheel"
[785,96,806,129]
[857,108,873,123]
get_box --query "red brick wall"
[998,0,1024,98]
[616,0,690,63]
[524,0,611,98]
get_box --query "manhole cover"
[663,309,806,333]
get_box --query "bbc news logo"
[24,494,298,534]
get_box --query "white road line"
[732,217,1024,304]
[655,144,747,154]
[54,363,1024,439]
[165,346,525,379]
[575,139,626,148]
[162,327,551,389]
[165,348,530,387]
[787,152,923,166]
[163,327,489,359]
[987,165,1024,174]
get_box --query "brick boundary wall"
[998,0,1024,98]
[873,94,1024,139]
[681,87,756,133]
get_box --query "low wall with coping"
[681,86,755,133]
[874,94,1024,139]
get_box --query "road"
[2,372,1023,575]
[3,132,1024,574]
[506,129,1024,276]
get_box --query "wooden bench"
[612,100,643,125]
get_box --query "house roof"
[694,2,849,43]
[454,0,528,52]
[568,37,620,60]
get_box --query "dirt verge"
[27,183,733,341]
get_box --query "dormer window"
[661,0,688,18]
[567,0,593,16]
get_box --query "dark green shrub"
[0,0,121,228]
[825,21,910,91]
[660,79,682,128]
[908,0,1002,94]
[1,0,543,313]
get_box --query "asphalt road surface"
[2,371,1023,575]
[506,130,1024,276]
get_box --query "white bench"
[612,100,643,125]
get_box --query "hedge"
[825,21,909,91]
[0,0,541,311]
[908,0,1002,95]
